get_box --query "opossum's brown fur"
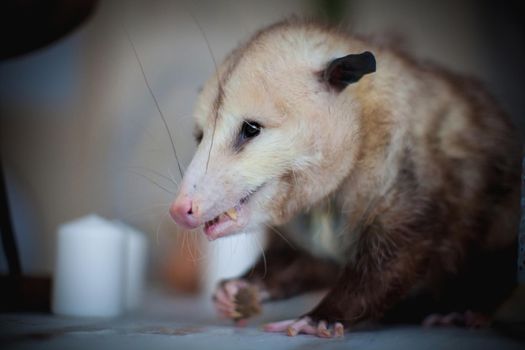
[180,18,522,327]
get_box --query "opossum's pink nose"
[170,196,200,229]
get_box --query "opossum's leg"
[213,232,339,322]
[265,224,430,337]
[239,232,340,301]
[305,232,429,329]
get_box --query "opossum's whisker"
[167,167,182,189]
[177,225,186,252]
[192,230,207,262]
[186,229,205,263]
[181,230,195,262]
[176,227,206,264]
[187,11,221,174]
[251,231,267,279]
[154,211,171,246]
[125,165,179,188]
[188,230,208,263]
[118,202,173,222]
[263,223,296,250]
[125,30,184,179]
[126,169,175,195]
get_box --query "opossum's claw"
[263,317,345,338]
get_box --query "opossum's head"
[170,21,376,240]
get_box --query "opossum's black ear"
[323,51,376,91]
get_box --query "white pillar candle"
[52,215,126,317]
[114,221,148,311]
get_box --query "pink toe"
[263,319,295,332]
[317,321,332,338]
[287,318,315,337]
[334,322,344,337]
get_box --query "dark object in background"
[0,276,51,312]
[0,158,21,278]
[0,0,98,61]
[0,0,97,312]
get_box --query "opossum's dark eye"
[241,120,261,139]
[235,120,262,150]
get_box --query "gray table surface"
[1,290,524,350]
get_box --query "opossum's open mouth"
[203,188,260,241]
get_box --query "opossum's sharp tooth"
[225,208,237,221]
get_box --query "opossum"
[169,18,522,337]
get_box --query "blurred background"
[0,0,524,311]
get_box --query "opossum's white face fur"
[170,20,376,240]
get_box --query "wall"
[1,0,523,286]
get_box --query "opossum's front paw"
[263,317,345,338]
[212,279,262,324]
